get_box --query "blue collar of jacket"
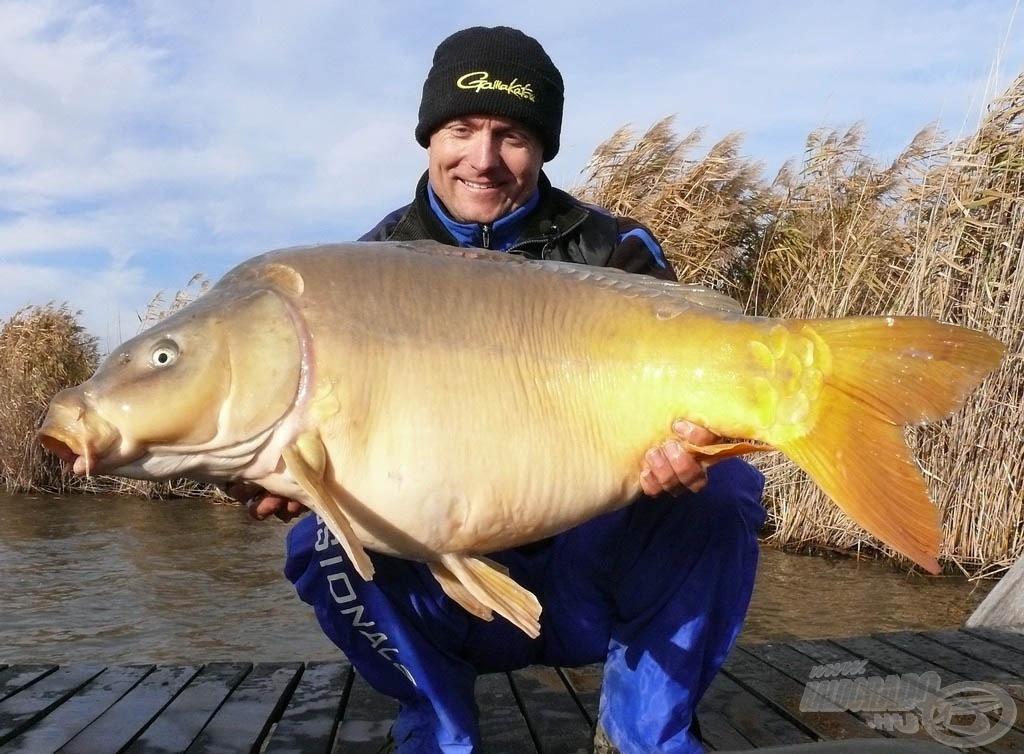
[426,183,541,250]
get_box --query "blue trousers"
[285,459,765,754]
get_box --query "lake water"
[0,493,993,664]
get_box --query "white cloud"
[1,0,1022,351]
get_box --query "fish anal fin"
[438,553,542,638]
[779,385,941,575]
[283,432,375,582]
[428,562,493,622]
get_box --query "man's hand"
[226,482,309,522]
[639,420,717,497]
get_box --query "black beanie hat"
[415,26,564,161]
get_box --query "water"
[0,493,993,663]
[0,493,338,664]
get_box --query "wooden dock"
[0,627,1021,753]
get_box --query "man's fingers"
[642,444,689,496]
[639,420,720,496]
[246,494,308,522]
[671,419,717,447]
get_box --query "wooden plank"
[475,673,535,754]
[829,635,938,679]
[875,632,1024,738]
[0,666,57,704]
[262,662,347,754]
[58,665,200,754]
[556,666,600,727]
[789,637,900,677]
[330,671,393,754]
[965,627,1024,660]
[0,665,151,754]
[185,663,302,754]
[698,670,814,751]
[721,646,882,742]
[0,666,105,746]
[122,662,252,754]
[833,634,1024,754]
[745,641,939,746]
[883,631,1024,699]
[1,634,1012,754]
[508,666,590,753]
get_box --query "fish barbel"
[38,241,1005,637]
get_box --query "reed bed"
[4,77,1021,572]
[0,305,98,492]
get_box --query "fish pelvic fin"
[438,553,542,639]
[283,431,375,582]
[428,562,493,622]
[773,317,1004,574]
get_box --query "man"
[246,26,765,754]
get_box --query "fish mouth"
[37,393,123,476]
[38,428,105,476]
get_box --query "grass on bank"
[3,76,1022,574]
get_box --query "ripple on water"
[0,493,994,662]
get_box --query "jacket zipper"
[480,224,492,249]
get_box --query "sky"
[2,0,1023,350]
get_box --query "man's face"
[427,115,544,225]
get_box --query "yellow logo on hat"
[457,71,536,102]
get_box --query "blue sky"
[2,0,1022,348]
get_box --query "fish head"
[38,275,305,481]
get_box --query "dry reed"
[0,304,98,491]
[572,82,1023,574]
[575,117,763,303]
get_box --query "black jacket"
[360,172,676,281]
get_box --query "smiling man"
[256,26,766,754]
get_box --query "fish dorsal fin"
[222,259,305,297]
[436,553,542,638]
[282,431,375,581]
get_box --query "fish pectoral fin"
[438,554,542,639]
[282,432,375,582]
[681,440,773,463]
[428,562,493,622]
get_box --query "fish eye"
[150,340,180,369]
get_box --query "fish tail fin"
[809,317,1005,425]
[780,386,942,573]
[774,317,1004,573]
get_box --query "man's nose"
[468,134,502,170]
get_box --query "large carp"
[38,241,1004,637]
